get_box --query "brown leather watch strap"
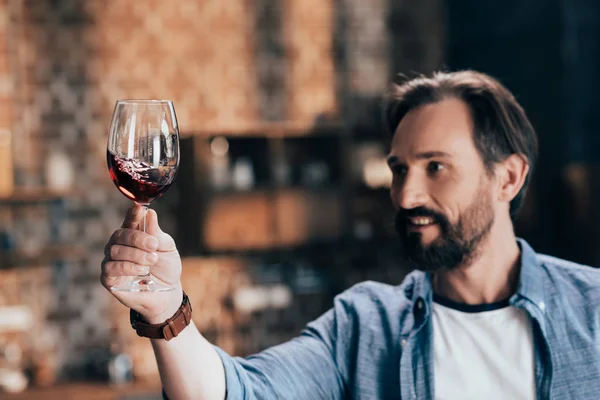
[130,291,192,341]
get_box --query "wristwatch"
[130,291,192,341]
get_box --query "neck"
[431,216,521,305]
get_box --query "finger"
[107,244,158,265]
[100,269,130,291]
[101,272,120,290]
[145,209,176,252]
[121,205,146,229]
[107,229,159,252]
[102,259,150,277]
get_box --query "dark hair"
[384,70,538,221]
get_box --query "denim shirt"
[167,239,600,399]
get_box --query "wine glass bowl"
[106,100,179,292]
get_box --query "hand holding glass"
[107,100,179,292]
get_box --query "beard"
[394,185,495,272]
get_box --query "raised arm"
[101,206,347,400]
[101,206,226,399]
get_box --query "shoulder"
[338,280,399,299]
[332,272,423,319]
[336,272,422,303]
[537,253,600,295]
[538,253,600,279]
[534,253,600,335]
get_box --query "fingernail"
[137,266,150,275]
[145,252,158,263]
[145,237,159,250]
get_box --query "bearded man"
[102,70,600,399]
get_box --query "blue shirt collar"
[411,238,545,310]
[514,238,545,308]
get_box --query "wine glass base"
[111,275,174,292]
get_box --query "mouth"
[407,216,437,231]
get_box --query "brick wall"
[0,0,13,196]
[1,0,445,382]
[286,0,337,124]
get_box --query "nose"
[391,173,428,210]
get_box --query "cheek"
[428,178,461,204]
[429,177,480,217]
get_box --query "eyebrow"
[386,151,453,166]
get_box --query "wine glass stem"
[141,205,148,233]
[141,205,150,279]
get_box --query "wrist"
[130,290,192,341]
[144,287,184,325]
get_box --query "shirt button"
[416,300,423,310]
[401,339,407,348]
[539,302,546,311]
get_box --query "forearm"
[152,322,226,400]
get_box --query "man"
[102,70,600,399]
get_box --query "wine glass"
[107,100,179,292]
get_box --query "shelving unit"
[175,124,346,254]
[0,189,78,204]
[0,189,81,269]
[174,123,394,257]
[1,244,87,269]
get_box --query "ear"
[496,154,529,203]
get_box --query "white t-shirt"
[432,295,536,400]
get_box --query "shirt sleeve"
[163,288,357,400]
[214,291,356,400]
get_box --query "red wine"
[107,151,176,205]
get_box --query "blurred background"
[0,0,599,398]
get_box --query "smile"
[408,216,436,226]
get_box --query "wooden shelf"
[1,245,87,268]
[207,184,343,197]
[0,189,79,205]
[182,120,343,138]
[4,382,163,400]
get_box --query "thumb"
[145,209,176,252]
[121,205,145,229]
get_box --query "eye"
[391,164,408,176]
[427,161,445,174]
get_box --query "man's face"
[387,98,497,271]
